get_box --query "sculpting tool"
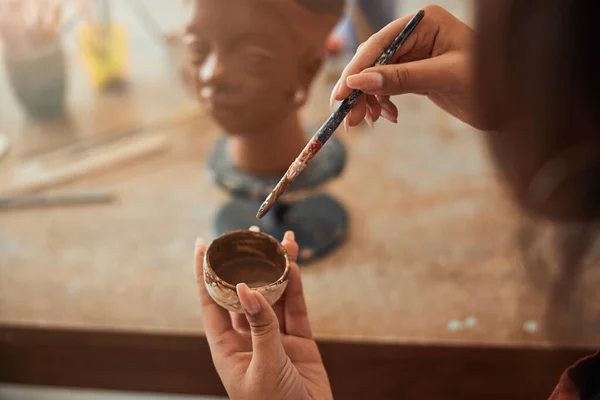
[0,133,168,197]
[256,9,425,219]
[0,190,114,210]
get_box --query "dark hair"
[474,0,600,336]
[474,0,600,221]
[293,0,345,15]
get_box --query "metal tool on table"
[0,190,114,210]
[0,132,169,197]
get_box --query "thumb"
[237,283,284,363]
[346,56,454,96]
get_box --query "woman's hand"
[195,229,332,400]
[331,5,484,130]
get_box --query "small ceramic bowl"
[203,230,291,313]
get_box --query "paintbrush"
[256,9,425,219]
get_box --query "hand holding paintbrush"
[256,9,425,219]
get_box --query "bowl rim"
[203,230,291,291]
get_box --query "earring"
[293,89,307,106]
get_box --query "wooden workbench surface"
[1,48,599,352]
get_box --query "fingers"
[237,283,286,366]
[366,95,382,125]
[195,238,234,341]
[283,261,313,339]
[235,301,287,334]
[343,94,396,129]
[329,80,341,108]
[273,302,286,333]
[279,231,312,339]
[346,96,368,129]
[231,311,250,333]
[332,12,424,102]
[281,231,299,262]
[346,56,452,97]
[233,229,294,335]
[377,95,399,123]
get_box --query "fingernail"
[329,80,340,107]
[367,104,380,123]
[347,72,384,92]
[365,112,374,128]
[237,283,262,315]
[379,100,395,114]
[381,108,398,124]
[284,230,295,242]
[249,225,260,232]
[344,117,350,133]
[195,237,206,251]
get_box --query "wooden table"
[1,23,599,400]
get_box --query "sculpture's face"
[187,0,304,134]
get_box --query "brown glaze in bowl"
[203,230,290,313]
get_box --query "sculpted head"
[185,0,344,134]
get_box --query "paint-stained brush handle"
[256,9,425,219]
[317,9,425,144]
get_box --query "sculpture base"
[215,194,348,264]
[208,135,346,199]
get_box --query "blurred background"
[1,0,599,399]
[0,0,196,156]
